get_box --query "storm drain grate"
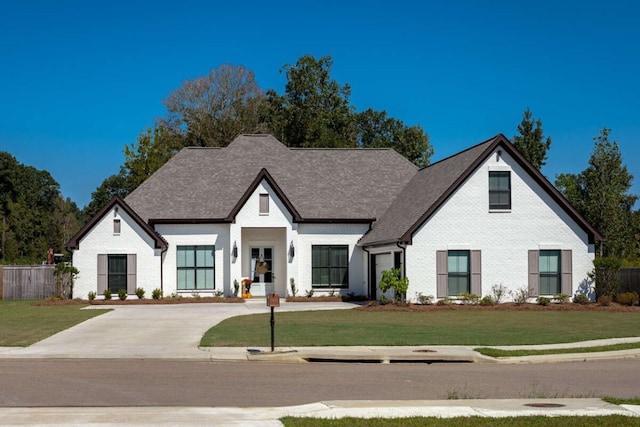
[524,403,566,408]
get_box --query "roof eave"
[66,196,168,251]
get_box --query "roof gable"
[66,196,168,250]
[359,134,602,246]
[124,134,418,224]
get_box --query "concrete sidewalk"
[0,399,638,426]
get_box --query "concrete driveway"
[0,300,359,359]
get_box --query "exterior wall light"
[288,240,295,258]
[232,241,238,259]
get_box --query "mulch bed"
[358,301,640,312]
[33,297,244,306]
[31,297,639,312]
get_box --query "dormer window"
[489,171,511,210]
[259,193,269,215]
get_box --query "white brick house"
[68,134,601,301]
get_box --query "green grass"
[604,397,640,405]
[0,300,110,346]
[201,309,640,347]
[476,342,640,358]
[281,416,640,426]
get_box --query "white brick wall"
[404,148,595,302]
[72,207,161,299]
[297,223,369,296]
[154,223,230,297]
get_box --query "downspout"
[160,245,168,296]
[397,241,407,301]
[362,245,371,300]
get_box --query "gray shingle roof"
[358,135,500,246]
[124,134,418,223]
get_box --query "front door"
[250,247,274,295]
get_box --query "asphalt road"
[1,359,639,407]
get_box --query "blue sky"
[1,0,638,208]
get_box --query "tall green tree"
[81,169,131,223]
[162,64,266,147]
[123,125,183,190]
[0,152,75,263]
[555,128,637,258]
[513,108,551,170]
[263,55,355,148]
[355,109,433,167]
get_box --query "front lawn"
[281,415,640,426]
[201,308,640,347]
[0,300,110,346]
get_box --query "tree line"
[0,55,637,266]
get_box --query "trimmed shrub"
[572,293,590,305]
[553,293,570,304]
[152,288,163,300]
[88,291,96,301]
[103,289,112,300]
[480,295,495,306]
[536,296,551,306]
[598,295,612,306]
[135,287,145,299]
[616,291,639,306]
[118,289,127,300]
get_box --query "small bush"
[536,296,551,306]
[598,295,612,306]
[616,291,639,306]
[415,292,434,305]
[511,286,531,305]
[88,291,96,301]
[290,278,297,297]
[233,280,240,297]
[118,289,127,300]
[191,293,201,298]
[103,289,112,300]
[457,292,479,305]
[573,293,590,305]
[553,293,570,304]
[480,295,495,306]
[213,290,224,297]
[305,289,314,298]
[436,297,453,306]
[152,288,163,300]
[490,283,507,304]
[135,287,145,299]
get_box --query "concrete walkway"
[0,399,639,426]
[2,300,640,425]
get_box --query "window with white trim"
[489,171,511,210]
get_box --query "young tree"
[555,128,637,257]
[513,108,552,170]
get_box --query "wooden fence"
[618,268,640,294]
[0,265,56,300]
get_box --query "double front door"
[250,247,274,294]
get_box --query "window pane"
[312,268,329,286]
[312,246,329,267]
[331,246,348,267]
[448,251,469,273]
[540,251,560,273]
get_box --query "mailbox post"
[266,292,280,352]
